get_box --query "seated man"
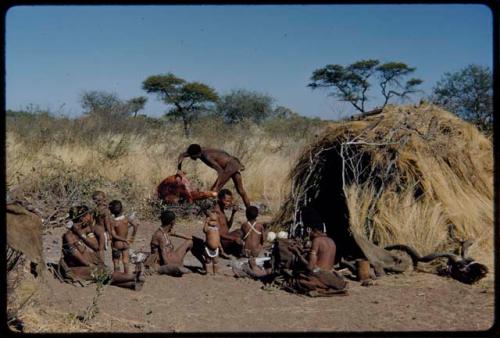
[59,205,144,290]
[212,189,245,257]
[157,171,216,204]
[144,210,204,276]
[287,208,347,296]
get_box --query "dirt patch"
[19,213,495,333]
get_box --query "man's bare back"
[309,234,336,271]
[177,144,250,208]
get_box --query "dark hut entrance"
[301,146,364,262]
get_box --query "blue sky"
[6,5,493,119]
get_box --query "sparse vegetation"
[6,108,327,220]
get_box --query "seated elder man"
[58,205,144,290]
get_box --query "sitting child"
[109,200,139,274]
[241,206,265,258]
[203,212,227,275]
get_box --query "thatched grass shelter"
[275,103,493,271]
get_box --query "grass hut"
[275,103,493,271]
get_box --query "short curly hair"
[187,144,202,156]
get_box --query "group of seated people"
[58,187,271,289]
[58,187,347,296]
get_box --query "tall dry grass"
[6,113,325,217]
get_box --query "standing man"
[177,144,251,208]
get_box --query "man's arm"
[110,227,129,243]
[128,218,139,243]
[70,250,92,267]
[227,206,238,229]
[170,231,193,240]
[98,207,113,236]
[307,239,320,271]
[177,152,189,171]
[63,233,92,266]
[219,231,243,245]
[71,226,99,252]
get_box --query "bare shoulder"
[151,229,162,240]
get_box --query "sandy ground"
[15,212,495,333]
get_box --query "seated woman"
[59,205,144,290]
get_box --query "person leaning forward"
[177,144,251,208]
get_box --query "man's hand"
[231,204,240,214]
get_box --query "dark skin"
[70,213,101,253]
[62,220,143,288]
[157,172,218,204]
[92,196,113,260]
[150,221,194,267]
[110,212,139,274]
[241,218,264,258]
[292,229,337,272]
[213,194,244,251]
[177,147,250,208]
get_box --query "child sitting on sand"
[203,212,227,275]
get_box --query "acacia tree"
[216,89,275,124]
[431,64,492,133]
[308,59,423,113]
[142,73,219,136]
[127,96,148,117]
[376,62,423,107]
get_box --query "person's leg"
[220,229,243,256]
[122,250,130,274]
[170,239,193,264]
[212,257,219,275]
[190,237,207,272]
[211,166,236,191]
[231,172,251,208]
[112,249,121,272]
[110,271,136,283]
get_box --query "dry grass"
[6,117,322,217]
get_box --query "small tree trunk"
[182,117,190,137]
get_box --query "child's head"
[245,206,259,221]
[108,200,123,217]
[217,189,233,209]
[160,210,176,229]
